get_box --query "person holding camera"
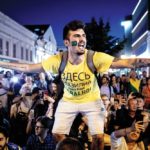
[111,119,149,150]
[9,87,44,147]
[113,94,149,149]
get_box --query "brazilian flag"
[129,78,141,92]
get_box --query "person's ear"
[64,40,69,47]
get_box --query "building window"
[6,41,9,56]
[0,38,3,55]
[30,50,32,61]
[21,47,24,59]
[26,49,28,60]
[13,44,16,58]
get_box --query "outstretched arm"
[0,61,44,73]
[111,57,150,68]
[114,120,147,138]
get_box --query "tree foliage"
[85,17,125,57]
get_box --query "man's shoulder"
[44,133,55,142]
[42,53,62,73]
[116,108,128,119]
[27,134,37,141]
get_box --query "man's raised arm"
[111,57,150,69]
[0,61,44,73]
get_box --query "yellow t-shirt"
[42,49,114,103]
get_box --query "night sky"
[0,0,138,45]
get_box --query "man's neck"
[3,145,8,150]
[38,133,47,143]
[129,111,136,118]
[102,83,108,86]
[68,51,84,65]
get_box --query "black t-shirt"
[115,108,144,142]
[115,108,143,129]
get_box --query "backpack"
[58,50,101,88]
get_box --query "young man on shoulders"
[0,20,150,150]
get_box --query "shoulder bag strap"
[87,50,97,74]
[58,51,68,75]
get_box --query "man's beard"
[0,144,7,150]
[76,51,85,55]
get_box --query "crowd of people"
[0,20,150,150]
[0,69,149,150]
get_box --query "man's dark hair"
[56,137,84,150]
[131,92,144,99]
[36,116,53,129]
[114,99,119,103]
[32,87,41,94]
[102,76,109,82]
[63,20,85,40]
[0,126,9,138]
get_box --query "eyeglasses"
[35,125,45,129]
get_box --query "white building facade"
[34,25,57,62]
[0,11,37,64]
[0,11,57,65]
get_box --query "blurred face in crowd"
[114,100,120,110]
[50,83,57,94]
[142,71,147,78]
[121,75,126,82]
[25,76,32,84]
[0,133,8,150]
[39,72,45,80]
[101,77,109,85]
[115,93,122,100]
[111,75,116,82]
[35,121,47,137]
[5,71,12,78]
[128,98,137,112]
[127,131,140,143]
[130,71,137,79]
[136,98,144,110]
[101,95,110,109]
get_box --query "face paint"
[71,41,78,46]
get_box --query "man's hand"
[131,120,149,133]
[43,94,55,103]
